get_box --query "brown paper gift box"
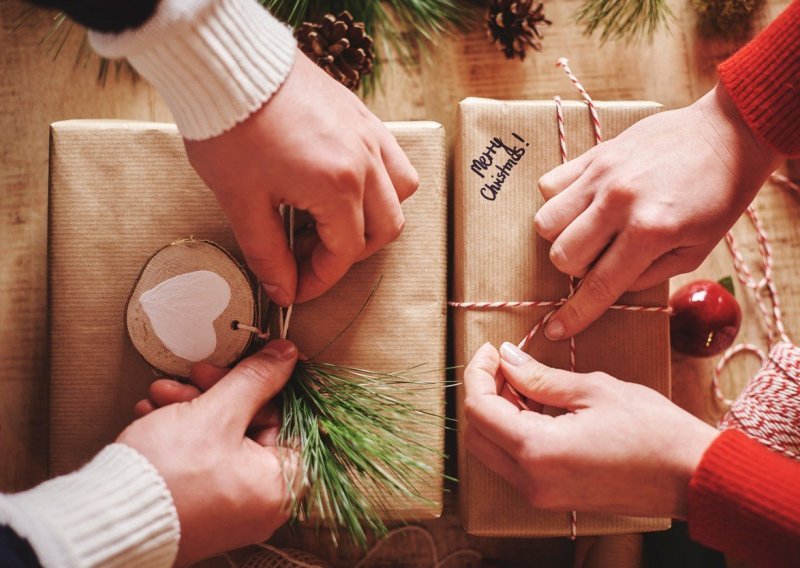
[47,119,447,520]
[453,98,672,536]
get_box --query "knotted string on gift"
[449,58,671,540]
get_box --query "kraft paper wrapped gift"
[48,119,447,520]
[453,98,672,537]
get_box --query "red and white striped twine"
[714,200,793,406]
[451,58,670,539]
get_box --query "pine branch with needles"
[280,360,453,546]
[575,0,673,42]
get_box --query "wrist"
[89,0,297,140]
[669,418,720,519]
[694,83,783,197]
[0,444,179,567]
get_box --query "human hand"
[535,82,784,340]
[184,51,419,307]
[118,340,301,566]
[463,342,719,518]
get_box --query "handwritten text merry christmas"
[469,133,530,201]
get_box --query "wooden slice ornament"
[126,239,258,378]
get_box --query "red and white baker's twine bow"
[450,59,671,539]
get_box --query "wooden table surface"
[1,0,797,565]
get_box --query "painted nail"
[545,319,565,340]
[262,340,297,360]
[263,283,291,307]
[500,342,532,366]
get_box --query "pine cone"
[487,0,551,60]
[296,11,375,91]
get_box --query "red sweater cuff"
[718,0,800,157]
[688,429,800,567]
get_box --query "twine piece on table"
[450,58,671,540]
[229,526,483,568]
[714,202,792,405]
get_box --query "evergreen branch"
[280,359,451,546]
[575,0,673,42]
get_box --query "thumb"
[497,342,597,411]
[200,340,298,432]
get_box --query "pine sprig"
[575,0,673,42]
[280,360,452,546]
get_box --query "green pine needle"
[575,0,673,42]
[280,360,453,546]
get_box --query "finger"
[251,402,281,431]
[534,176,594,242]
[251,425,281,447]
[544,231,655,340]
[630,247,704,291]
[199,340,298,432]
[500,382,544,413]
[189,362,229,391]
[463,343,529,454]
[498,342,596,411]
[537,145,598,200]
[134,399,155,418]
[295,199,366,303]
[149,379,202,407]
[233,206,297,307]
[378,125,419,202]
[359,163,405,261]
[465,425,523,486]
[548,203,618,277]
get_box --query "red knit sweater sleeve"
[688,429,800,567]
[718,0,800,156]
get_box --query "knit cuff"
[0,444,180,568]
[89,0,297,140]
[717,0,800,157]
[688,429,800,565]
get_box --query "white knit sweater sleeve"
[89,0,297,141]
[0,444,180,568]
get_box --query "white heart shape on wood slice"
[139,270,232,362]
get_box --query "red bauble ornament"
[669,278,742,357]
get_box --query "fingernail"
[545,319,565,341]
[500,342,532,366]
[262,340,297,361]
[263,283,291,307]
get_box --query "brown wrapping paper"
[48,119,447,519]
[454,98,671,536]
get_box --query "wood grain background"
[1,0,796,565]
